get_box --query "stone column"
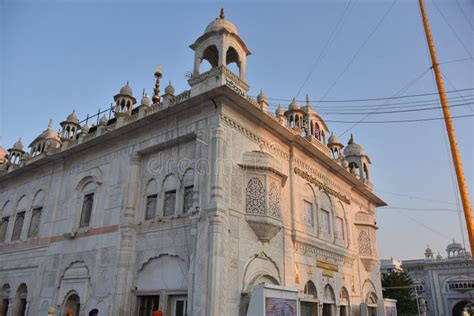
[204,126,226,315]
[111,153,141,315]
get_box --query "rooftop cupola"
[60,111,81,142]
[343,134,372,184]
[327,133,344,160]
[424,244,434,260]
[114,81,137,117]
[188,8,251,97]
[284,98,304,130]
[8,138,25,166]
[30,119,61,157]
[301,94,329,143]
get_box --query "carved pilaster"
[112,153,141,315]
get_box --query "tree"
[382,272,418,314]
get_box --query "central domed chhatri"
[204,8,239,35]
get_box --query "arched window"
[145,179,158,221]
[182,169,195,214]
[304,281,317,297]
[28,190,45,238]
[319,193,331,234]
[226,46,240,76]
[162,175,178,217]
[15,284,27,316]
[314,123,320,140]
[12,196,27,241]
[79,181,96,228]
[201,45,219,70]
[363,163,369,180]
[245,177,265,215]
[0,201,11,243]
[0,284,10,316]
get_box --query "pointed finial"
[306,94,310,105]
[126,80,129,86]
[348,133,354,144]
[153,66,163,104]
[142,88,145,97]
[48,118,53,129]
[220,8,225,19]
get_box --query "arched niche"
[137,254,188,292]
[242,252,280,293]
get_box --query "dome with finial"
[446,240,463,252]
[257,89,268,103]
[276,106,285,116]
[436,252,443,260]
[66,110,79,124]
[119,81,133,96]
[328,133,340,146]
[13,138,24,151]
[288,98,301,111]
[141,93,151,107]
[205,8,239,35]
[164,81,175,95]
[425,245,434,255]
[99,115,108,126]
[343,134,365,156]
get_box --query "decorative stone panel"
[240,151,286,242]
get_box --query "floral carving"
[268,182,281,219]
[358,231,372,256]
[246,177,266,215]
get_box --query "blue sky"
[1,0,473,260]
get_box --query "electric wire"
[431,0,473,58]
[337,68,430,135]
[455,0,474,30]
[374,189,456,205]
[381,206,459,212]
[256,87,474,103]
[295,0,355,97]
[440,70,474,111]
[267,100,474,115]
[396,210,452,240]
[320,0,399,101]
[325,113,474,123]
[266,95,474,111]
[439,57,474,66]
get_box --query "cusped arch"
[340,286,350,306]
[137,254,189,292]
[75,168,103,191]
[303,280,318,298]
[1,200,12,216]
[59,261,90,282]
[32,190,45,208]
[201,45,219,68]
[16,195,28,212]
[242,252,281,293]
[323,284,335,304]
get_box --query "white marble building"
[0,9,387,316]
[395,243,474,316]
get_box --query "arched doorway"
[453,300,474,316]
[62,293,80,316]
[300,280,318,316]
[322,284,336,316]
[339,287,350,316]
[14,284,27,316]
[366,292,378,316]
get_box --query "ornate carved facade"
[0,9,386,316]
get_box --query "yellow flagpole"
[418,0,474,261]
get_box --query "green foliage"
[382,272,418,314]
